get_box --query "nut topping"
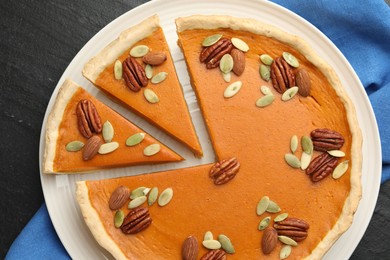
[231,48,245,76]
[200,249,227,260]
[120,207,152,234]
[82,135,102,161]
[270,57,296,93]
[295,68,311,97]
[311,128,345,152]
[274,217,309,242]
[209,157,240,185]
[306,152,338,182]
[262,227,278,255]
[142,51,167,66]
[109,186,130,210]
[182,236,198,260]
[123,57,148,92]
[200,38,233,69]
[76,99,102,139]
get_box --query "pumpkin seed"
[65,141,84,152]
[114,60,122,80]
[130,187,147,199]
[220,54,234,74]
[202,34,223,47]
[126,133,145,146]
[301,136,313,154]
[274,213,289,222]
[158,187,173,206]
[256,94,275,107]
[231,37,249,52]
[218,234,235,254]
[260,85,273,96]
[145,64,153,79]
[204,231,214,241]
[260,64,271,81]
[222,72,231,83]
[114,210,124,228]
[151,72,168,84]
[128,195,147,209]
[144,89,159,104]
[260,54,274,65]
[258,216,271,230]
[143,187,151,196]
[224,81,242,98]
[267,200,281,213]
[143,143,161,156]
[102,120,114,143]
[332,160,349,179]
[148,187,158,206]
[282,86,299,101]
[98,142,119,155]
[282,52,299,68]
[300,152,312,170]
[290,135,298,153]
[257,196,270,215]
[202,239,221,250]
[327,150,345,157]
[278,236,298,246]
[280,245,292,259]
[130,45,149,57]
[284,153,301,168]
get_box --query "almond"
[109,186,130,210]
[142,51,167,66]
[262,227,278,255]
[231,48,245,76]
[82,135,102,161]
[182,235,198,260]
[295,68,311,97]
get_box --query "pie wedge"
[43,79,182,174]
[82,15,203,157]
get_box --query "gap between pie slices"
[75,15,362,259]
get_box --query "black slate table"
[1,0,389,259]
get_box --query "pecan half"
[82,135,102,161]
[123,57,148,92]
[199,38,233,69]
[270,57,296,93]
[306,152,338,182]
[182,236,198,260]
[262,227,278,255]
[121,207,152,234]
[311,128,345,152]
[76,99,102,139]
[109,186,130,210]
[209,157,240,185]
[200,249,226,260]
[274,217,309,242]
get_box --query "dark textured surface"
[0,0,389,259]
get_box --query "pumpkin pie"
[82,15,203,157]
[76,15,362,259]
[42,79,183,174]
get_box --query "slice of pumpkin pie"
[82,15,203,157]
[42,79,182,174]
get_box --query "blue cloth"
[6,0,390,259]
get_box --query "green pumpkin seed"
[300,152,312,170]
[144,89,159,104]
[143,187,151,196]
[114,60,122,80]
[218,234,235,254]
[285,153,301,168]
[257,196,270,215]
[151,72,168,84]
[220,54,234,74]
[114,210,124,228]
[280,245,292,259]
[290,135,298,153]
[278,236,298,246]
[147,187,158,206]
[202,34,223,47]
[301,136,313,154]
[102,120,114,143]
[256,94,275,107]
[98,142,119,155]
[332,160,349,179]
[65,141,84,152]
[282,87,299,101]
[158,187,173,206]
[128,195,147,209]
[222,72,231,83]
[260,64,271,81]
[267,200,281,213]
[274,213,289,222]
[260,85,273,96]
[145,64,153,79]
[204,231,214,241]
[282,52,299,68]
[126,133,145,146]
[328,150,345,157]
[143,143,160,156]
[202,239,221,250]
[231,37,249,52]
[258,216,271,230]
[130,187,147,199]
[130,45,149,57]
[224,81,242,98]
[260,54,274,65]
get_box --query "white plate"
[39,0,382,259]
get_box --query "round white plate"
[39,0,381,259]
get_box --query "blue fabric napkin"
[6,0,390,259]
